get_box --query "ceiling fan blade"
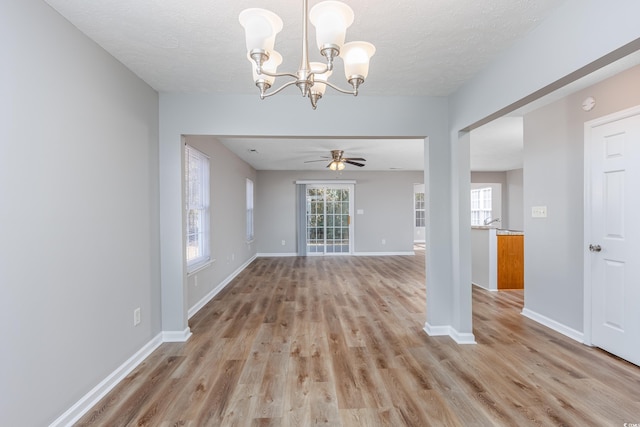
[345,160,365,167]
[344,157,366,161]
[304,159,330,163]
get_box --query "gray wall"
[3,0,640,423]
[183,136,257,310]
[0,1,160,425]
[506,169,524,231]
[523,64,640,332]
[256,171,423,254]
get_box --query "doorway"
[305,184,354,255]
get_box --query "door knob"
[589,244,602,252]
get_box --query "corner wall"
[523,64,640,332]
[0,1,160,425]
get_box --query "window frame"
[185,144,211,273]
[470,187,492,226]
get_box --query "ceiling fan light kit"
[305,149,367,170]
[239,0,375,110]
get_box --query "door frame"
[297,180,356,256]
[583,104,640,346]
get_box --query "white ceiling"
[43,0,564,97]
[43,0,636,172]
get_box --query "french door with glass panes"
[306,184,354,254]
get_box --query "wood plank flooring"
[76,252,640,426]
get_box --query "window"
[185,145,210,271]
[246,178,254,241]
[415,192,425,227]
[470,187,492,226]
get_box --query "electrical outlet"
[231,253,235,261]
[133,307,141,326]
[194,275,198,287]
[381,238,386,245]
[281,240,286,246]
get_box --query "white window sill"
[187,259,215,276]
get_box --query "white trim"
[188,254,257,319]
[522,308,584,343]
[450,329,477,344]
[186,259,215,276]
[295,180,356,184]
[162,328,192,342]
[255,252,417,257]
[49,334,163,427]
[257,252,298,257]
[583,104,640,346]
[423,322,450,336]
[471,282,498,292]
[423,323,476,344]
[354,251,415,256]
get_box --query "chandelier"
[239,0,375,109]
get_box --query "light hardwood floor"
[76,252,640,426]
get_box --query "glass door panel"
[306,185,353,255]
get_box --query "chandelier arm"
[322,80,358,96]
[260,80,299,98]
[258,69,299,80]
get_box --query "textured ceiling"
[43,0,564,96]
[40,0,640,172]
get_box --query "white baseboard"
[354,251,415,256]
[256,252,298,257]
[255,252,417,257]
[49,334,163,427]
[471,282,498,292]
[162,327,192,342]
[521,308,584,343]
[188,254,257,319]
[423,323,476,344]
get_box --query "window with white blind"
[470,187,492,226]
[246,178,254,242]
[185,145,210,272]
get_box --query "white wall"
[0,1,159,425]
[256,170,423,254]
[523,64,640,332]
[183,136,257,310]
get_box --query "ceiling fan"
[304,149,367,170]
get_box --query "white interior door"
[587,107,640,366]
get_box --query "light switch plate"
[532,206,547,218]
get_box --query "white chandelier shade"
[239,0,375,109]
[238,8,283,53]
[341,41,376,81]
[309,1,354,52]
